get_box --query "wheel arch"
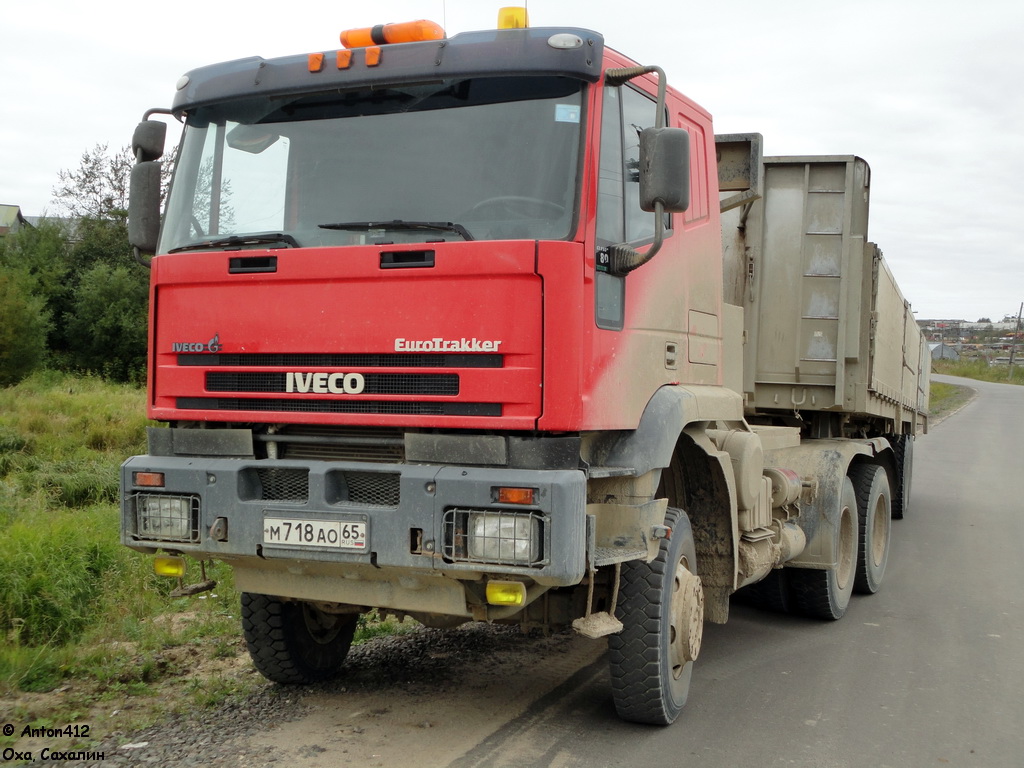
[586,385,745,624]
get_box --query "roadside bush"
[64,262,149,383]
[0,270,50,387]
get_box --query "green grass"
[932,358,1024,385]
[0,372,246,708]
[355,610,420,644]
[0,371,412,743]
[928,380,967,420]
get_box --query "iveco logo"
[172,334,223,353]
[286,372,366,394]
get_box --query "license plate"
[263,517,368,550]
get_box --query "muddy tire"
[241,592,357,684]
[890,434,914,519]
[788,477,858,620]
[737,568,791,614]
[850,463,891,594]
[608,508,703,725]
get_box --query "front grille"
[179,353,502,368]
[329,471,400,508]
[178,398,501,417]
[256,467,309,502]
[273,425,406,463]
[206,372,459,396]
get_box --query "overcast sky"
[2,0,1021,321]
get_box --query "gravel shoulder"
[24,624,604,767]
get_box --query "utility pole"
[1009,302,1022,380]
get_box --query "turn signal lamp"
[498,7,529,29]
[486,580,527,606]
[133,471,165,488]
[153,555,186,578]
[494,486,536,505]
[340,20,445,49]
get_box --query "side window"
[594,84,661,331]
[597,87,624,246]
[621,87,659,242]
[596,86,625,330]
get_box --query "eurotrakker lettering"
[286,372,366,394]
[395,337,502,352]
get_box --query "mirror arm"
[608,201,665,275]
[133,245,152,269]
[143,107,174,121]
[604,66,667,127]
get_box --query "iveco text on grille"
[285,372,366,394]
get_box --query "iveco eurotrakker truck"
[121,9,928,725]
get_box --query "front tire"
[608,508,703,725]
[241,593,357,684]
[789,477,859,620]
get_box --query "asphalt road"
[449,375,1024,768]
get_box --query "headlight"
[468,511,540,565]
[135,493,199,542]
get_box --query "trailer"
[121,8,928,726]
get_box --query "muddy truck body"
[122,11,928,725]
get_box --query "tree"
[0,220,72,367]
[0,218,71,298]
[51,144,134,222]
[46,144,152,379]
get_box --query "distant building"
[929,342,960,361]
[0,208,83,244]
[0,204,32,236]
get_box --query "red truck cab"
[122,15,726,726]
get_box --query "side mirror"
[128,161,162,255]
[132,120,167,162]
[639,127,690,213]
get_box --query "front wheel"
[608,508,703,725]
[241,593,357,684]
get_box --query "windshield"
[159,76,585,254]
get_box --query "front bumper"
[120,454,588,590]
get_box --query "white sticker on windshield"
[555,104,581,123]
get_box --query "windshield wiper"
[318,220,473,241]
[168,233,300,254]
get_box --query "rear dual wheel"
[890,435,914,519]
[789,477,859,620]
[849,463,892,595]
[787,462,892,618]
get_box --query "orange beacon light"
[340,20,445,49]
